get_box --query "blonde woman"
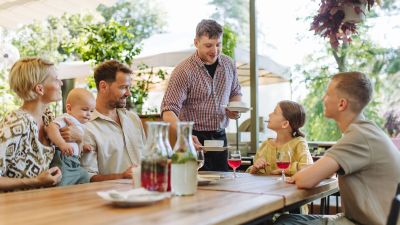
[0,57,78,191]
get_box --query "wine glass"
[197,149,205,171]
[227,148,242,178]
[276,148,291,181]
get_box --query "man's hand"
[82,144,93,153]
[192,135,202,150]
[226,109,240,120]
[59,143,74,156]
[121,166,134,179]
[35,167,62,187]
[60,118,83,143]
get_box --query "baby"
[47,88,95,186]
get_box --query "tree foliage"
[128,64,167,114]
[299,25,398,140]
[1,0,168,116]
[97,0,166,43]
[222,25,237,58]
[209,0,249,45]
[0,69,19,116]
[12,14,95,63]
[63,20,141,66]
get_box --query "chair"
[387,183,400,225]
[387,194,400,225]
[397,183,400,195]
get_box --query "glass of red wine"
[227,148,242,178]
[276,148,291,181]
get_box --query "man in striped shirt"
[161,19,242,171]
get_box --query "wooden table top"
[0,180,283,225]
[196,172,339,207]
[110,172,338,209]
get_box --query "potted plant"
[310,0,380,49]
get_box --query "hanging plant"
[310,0,380,49]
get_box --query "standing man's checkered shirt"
[161,52,242,131]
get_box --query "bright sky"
[148,0,323,66]
[153,0,399,67]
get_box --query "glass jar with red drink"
[141,122,168,192]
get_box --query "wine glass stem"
[281,170,285,181]
[233,169,236,178]
[236,118,239,151]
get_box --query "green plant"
[97,0,166,43]
[310,0,378,49]
[13,13,96,63]
[63,17,169,114]
[209,0,249,45]
[222,25,237,58]
[64,20,141,65]
[127,63,167,114]
[298,31,389,141]
[0,69,20,117]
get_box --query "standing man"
[81,60,145,182]
[161,19,242,171]
[274,72,400,225]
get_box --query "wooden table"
[0,173,338,225]
[197,172,338,209]
[0,180,283,225]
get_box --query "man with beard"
[81,60,145,182]
[161,19,242,171]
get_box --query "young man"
[275,72,400,225]
[161,19,242,171]
[81,60,145,182]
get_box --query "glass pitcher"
[160,122,173,191]
[171,121,198,196]
[141,121,168,192]
[161,122,173,157]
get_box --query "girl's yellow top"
[246,136,313,175]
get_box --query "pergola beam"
[250,0,259,153]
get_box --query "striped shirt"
[161,52,241,131]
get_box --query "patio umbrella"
[131,47,290,91]
[0,0,117,29]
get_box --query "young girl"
[247,100,313,176]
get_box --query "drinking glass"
[227,148,242,178]
[197,149,205,170]
[276,148,291,181]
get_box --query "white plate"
[198,174,222,181]
[197,177,213,186]
[197,175,219,185]
[201,146,227,152]
[226,106,251,113]
[97,188,169,207]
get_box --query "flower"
[310,0,378,49]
